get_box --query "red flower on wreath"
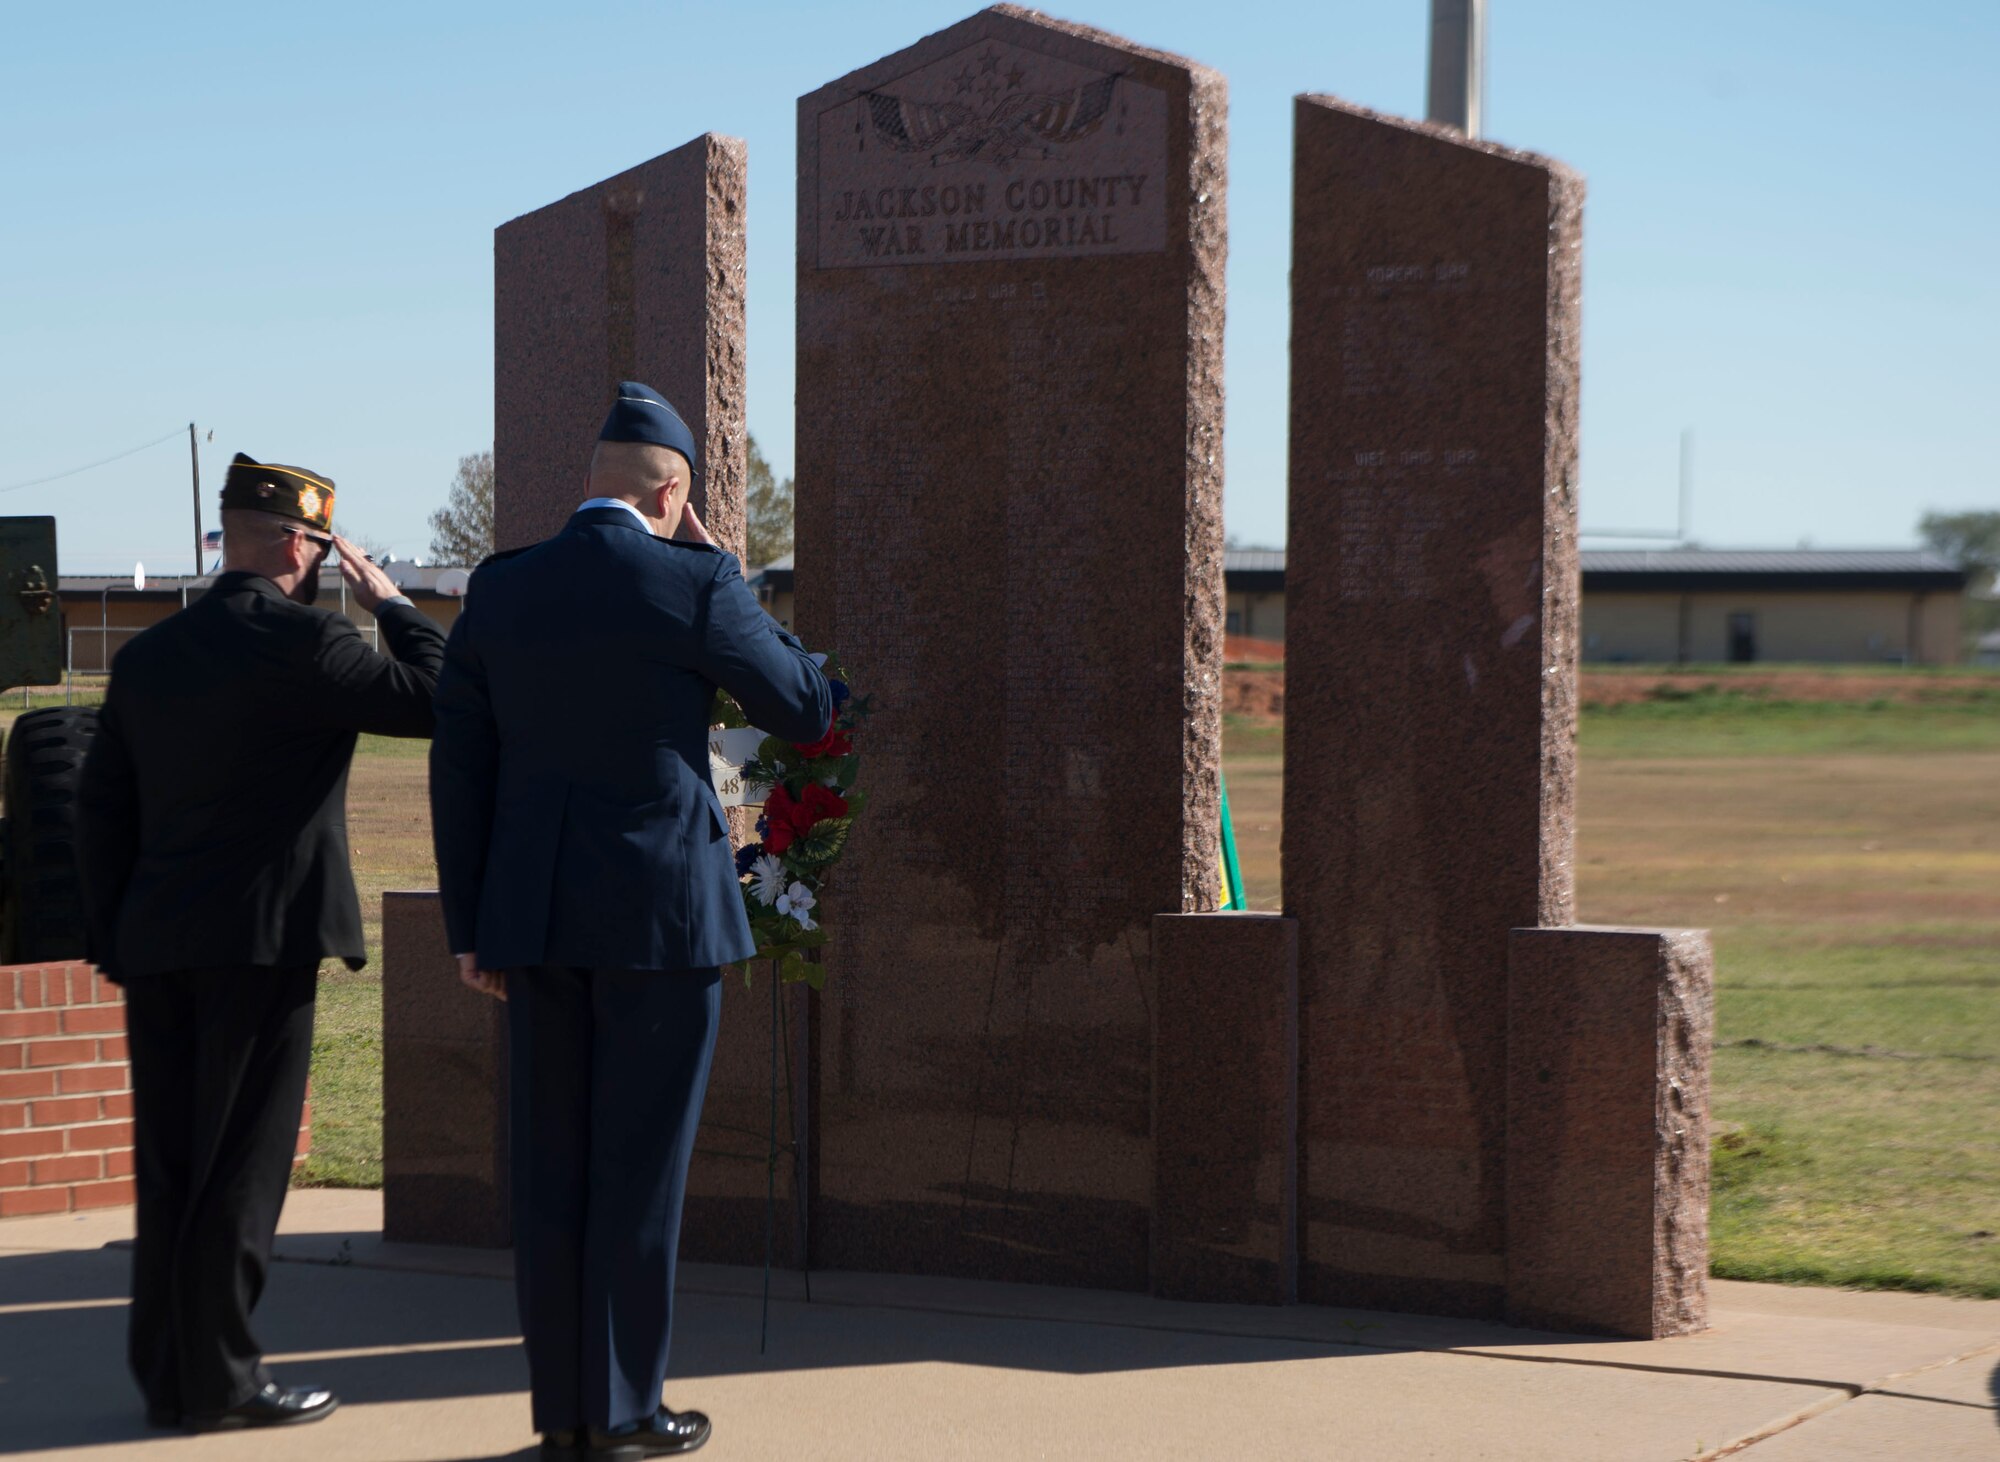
[795,725,853,760]
[762,782,850,854]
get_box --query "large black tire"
[3,706,100,964]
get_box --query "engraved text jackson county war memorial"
[815,37,1167,267]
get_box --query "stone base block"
[1151,912,1297,1305]
[1506,926,1712,1338]
[382,891,510,1248]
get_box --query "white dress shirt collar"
[578,497,655,534]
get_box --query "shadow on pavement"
[0,1230,1624,1458]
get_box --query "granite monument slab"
[795,5,1226,1289]
[1284,94,1583,1317]
[494,133,747,554]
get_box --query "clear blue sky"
[2,1,1993,573]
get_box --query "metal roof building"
[1578,549,1965,592]
[756,547,1975,666]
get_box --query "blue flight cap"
[598,380,700,476]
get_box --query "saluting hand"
[332,534,405,615]
[675,502,716,547]
[457,952,507,1002]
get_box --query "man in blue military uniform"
[430,382,829,1460]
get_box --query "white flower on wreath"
[777,881,817,931]
[751,855,787,907]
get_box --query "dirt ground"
[1222,664,2000,723]
[1225,634,1284,663]
[343,739,433,954]
[1224,668,1285,720]
[1580,667,1999,706]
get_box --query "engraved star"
[979,47,1000,74]
[954,65,975,93]
[978,76,1001,103]
[1006,63,1026,89]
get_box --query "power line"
[0,427,188,496]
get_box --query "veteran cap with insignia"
[598,381,700,477]
[220,453,336,538]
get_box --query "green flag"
[1219,770,1248,911]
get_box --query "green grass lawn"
[1583,690,2000,757]
[1574,702,2000,1298]
[295,970,386,1189]
[1709,1049,1999,1295]
[297,735,432,1189]
[1585,661,2000,680]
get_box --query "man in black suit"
[431,383,829,1460]
[77,453,445,1433]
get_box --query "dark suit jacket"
[429,506,830,972]
[76,572,446,981]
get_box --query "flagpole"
[188,424,203,576]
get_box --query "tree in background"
[429,451,495,565]
[1919,509,2000,641]
[746,434,794,568]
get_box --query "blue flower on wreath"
[756,815,771,838]
[830,679,851,709]
[735,844,762,876]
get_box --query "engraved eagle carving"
[862,74,1120,166]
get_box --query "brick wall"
[0,962,311,1218]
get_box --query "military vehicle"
[0,516,98,963]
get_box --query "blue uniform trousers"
[506,965,721,1433]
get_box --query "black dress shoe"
[184,1381,339,1432]
[542,1429,587,1460]
[586,1405,711,1457]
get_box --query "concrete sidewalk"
[2,1192,1994,1460]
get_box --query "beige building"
[754,548,1971,667]
[58,566,465,674]
[1222,549,1285,643]
[1579,551,1966,665]
[752,554,797,632]
[754,549,1296,644]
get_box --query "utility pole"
[1427,0,1486,138]
[188,422,203,576]
[1678,428,1695,545]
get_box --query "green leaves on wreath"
[788,816,852,866]
[779,952,825,989]
[751,925,827,955]
[738,755,791,791]
[736,947,826,990]
[745,737,809,796]
[710,688,752,730]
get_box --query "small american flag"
[202,530,223,550]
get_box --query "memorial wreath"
[712,654,871,988]
[709,654,870,1350]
